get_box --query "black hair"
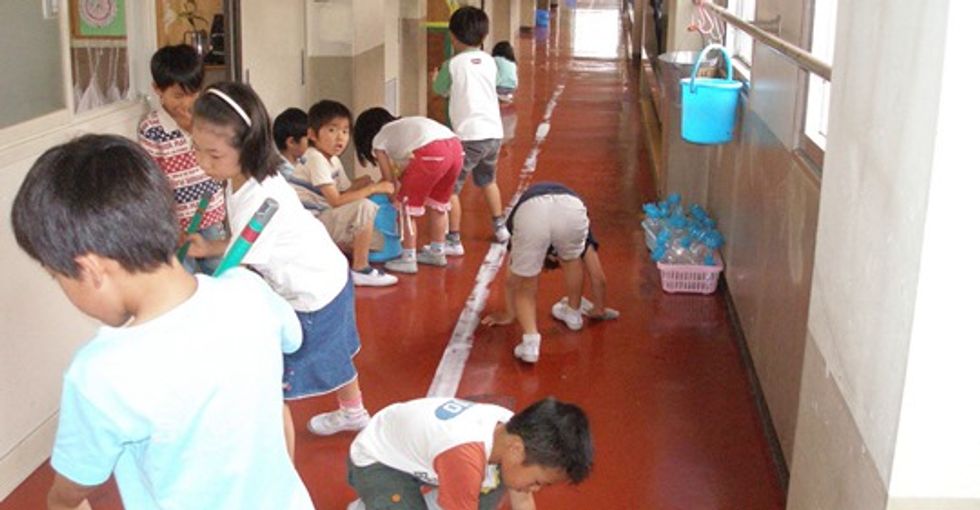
[193,81,280,182]
[150,44,204,93]
[492,41,516,62]
[505,398,594,484]
[273,107,309,151]
[308,100,353,133]
[11,135,179,278]
[449,6,489,47]
[353,107,398,166]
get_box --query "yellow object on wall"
[155,0,223,48]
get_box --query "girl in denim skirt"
[186,82,373,451]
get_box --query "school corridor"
[1,2,785,508]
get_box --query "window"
[803,0,837,155]
[0,2,66,129]
[725,0,756,65]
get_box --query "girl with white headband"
[186,82,375,452]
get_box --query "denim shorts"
[283,277,361,399]
[454,139,502,194]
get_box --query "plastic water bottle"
[690,230,725,266]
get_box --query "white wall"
[307,0,354,57]
[802,0,950,482]
[0,2,158,495]
[888,0,980,501]
[354,0,386,54]
[385,0,401,81]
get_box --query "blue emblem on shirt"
[435,399,474,420]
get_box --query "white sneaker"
[417,247,448,267]
[384,256,418,274]
[558,296,620,320]
[351,267,398,287]
[347,499,366,510]
[551,301,584,331]
[441,242,465,257]
[493,223,511,244]
[514,334,541,363]
[307,409,370,436]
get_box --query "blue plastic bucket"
[680,44,744,144]
[536,9,550,27]
[367,193,402,263]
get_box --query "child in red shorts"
[354,108,464,274]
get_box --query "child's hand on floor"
[481,311,515,327]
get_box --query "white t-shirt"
[350,398,514,487]
[50,269,313,510]
[294,148,352,192]
[447,49,504,141]
[372,117,458,169]
[225,172,348,311]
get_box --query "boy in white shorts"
[482,182,620,363]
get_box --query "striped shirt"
[138,109,225,231]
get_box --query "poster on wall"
[71,0,127,39]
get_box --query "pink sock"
[339,393,366,415]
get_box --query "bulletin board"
[70,0,127,39]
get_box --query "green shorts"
[348,458,505,510]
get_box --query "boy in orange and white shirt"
[347,397,593,510]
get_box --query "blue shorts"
[283,277,361,399]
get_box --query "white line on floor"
[427,82,567,398]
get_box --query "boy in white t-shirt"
[347,397,593,510]
[292,100,398,287]
[11,135,313,510]
[433,6,510,254]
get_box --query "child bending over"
[347,397,593,510]
[353,107,464,274]
[482,182,619,363]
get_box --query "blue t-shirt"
[494,56,518,90]
[50,269,313,509]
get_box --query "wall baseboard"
[0,411,57,501]
[720,276,791,495]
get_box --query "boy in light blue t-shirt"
[11,135,313,510]
[492,41,518,102]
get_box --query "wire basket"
[656,256,723,295]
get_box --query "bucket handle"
[688,43,734,93]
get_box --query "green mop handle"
[213,198,280,277]
[176,190,215,263]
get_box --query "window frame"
[797,0,837,171]
[724,0,757,69]
[0,0,153,149]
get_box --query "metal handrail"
[700,1,832,81]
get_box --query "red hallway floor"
[1,2,785,509]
